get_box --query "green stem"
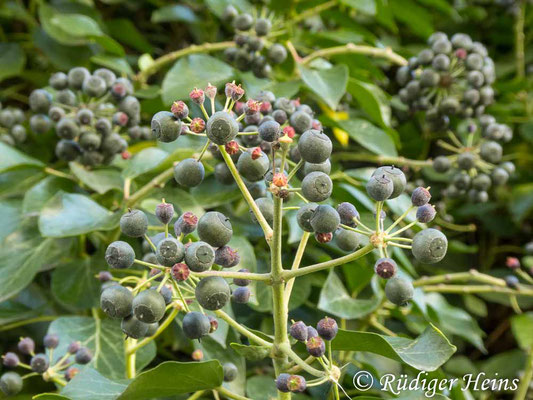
[386,205,414,234]
[125,338,137,378]
[413,270,507,287]
[43,167,77,181]
[279,343,325,377]
[215,310,272,347]
[126,167,175,207]
[219,145,273,239]
[0,315,56,332]
[136,41,235,83]
[514,348,533,400]
[283,244,375,280]
[192,270,271,282]
[331,153,432,168]
[301,43,408,66]
[216,386,252,400]
[421,285,533,296]
[514,0,526,79]
[434,217,477,232]
[284,232,310,307]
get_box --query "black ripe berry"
[223,362,238,382]
[337,202,359,227]
[120,209,148,238]
[316,317,338,340]
[132,289,166,323]
[289,321,308,342]
[121,315,149,339]
[215,246,240,268]
[2,352,19,368]
[100,285,133,319]
[306,336,326,357]
[385,277,414,306]
[31,353,49,373]
[43,334,59,349]
[75,348,93,365]
[232,286,251,304]
[276,373,291,393]
[307,326,319,339]
[416,204,436,223]
[233,269,251,287]
[182,311,211,340]
[374,258,397,279]
[195,276,231,310]
[105,241,135,269]
[155,202,174,225]
[17,337,35,355]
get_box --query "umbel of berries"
[396,33,496,130]
[0,104,27,146]
[222,6,287,78]
[27,68,147,167]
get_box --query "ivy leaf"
[511,312,533,350]
[0,43,26,82]
[61,368,127,400]
[318,270,381,319]
[337,118,397,156]
[230,343,270,361]
[333,324,456,371]
[117,361,223,399]
[151,5,198,23]
[70,162,123,194]
[190,176,241,208]
[48,316,156,381]
[299,64,348,109]
[22,176,76,216]
[39,192,119,237]
[0,142,44,173]
[122,147,169,179]
[348,78,391,128]
[162,55,234,105]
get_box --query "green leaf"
[22,176,76,215]
[230,343,270,361]
[299,64,348,109]
[106,19,153,53]
[151,5,198,23]
[162,55,234,105]
[34,394,72,400]
[190,176,241,208]
[333,324,456,371]
[117,361,223,399]
[122,147,169,178]
[90,55,133,75]
[389,0,433,38]
[70,163,123,194]
[511,312,533,350]
[61,368,127,400]
[0,200,21,243]
[318,270,381,319]
[348,79,391,128]
[0,43,26,82]
[339,0,376,14]
[510,183,533,222]
[50,13,103,37]
[48,316,156,380]
[39,192,118,237]
[337,118,397,156]
[0,142,44,173]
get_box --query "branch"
[192,270,271,282]
[413,270,506,287]
[135,41,235,83]
[292,0,337,23]
[282,243,375,280]
[421,285,533,296]
[215,310,272,347]
[301,43,408,66]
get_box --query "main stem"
[271,196,291,400]
[301,43,408,66]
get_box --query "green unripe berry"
[197,211,233,248]
[453,172,471,190]
[298,129,332,164]
[412,228,448,264]
[195,276,231,311]
[234,13,253,30]
[82,75,107,97]
[156,237,185,266]
[457,152,476,170]
[68,67,90,89]
[433,156,451,173]
[252,197,274,226]
[310,205,340,233]
[10,124,27,144]
[385,277,414,306]
[206,111,238,145]
[223,362,238,382]
[372,166,406,199]
[49,72,68,90]
[237,149,270,182]
[0,372,23,396]
[420,69,440,87]
[301,171,333,202]
[491,167,509,186]
[366,174,393,201]
[55,140,82,161]
[79,132,101,151]
[174,158,205,187]
[290,111,313,134]
[185,241,215,272]
[29,89,52,113]
[151,111,181,143]
[101,133,127,156]
[255,18,271,36]
[56,118,80,140]
[105,241,135,269]
[335,228,360,252]
[480,141,502,163]
[297,203,318,232]
[94,68,116,87]
[145,322,159,337]
[472,174,491,191]
[182,311,210,340]
[303,160,331,176]
[132,289,166,323]
[80,151,105,167]
[121,315,149,339]
[120,209,148,237]
[268,44,287,64]
[100,285,133,319]
[30,114,51,134]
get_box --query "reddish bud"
[65,367,79,381]
[208,316,219,333]
[191,349,204,361]
[312,119,322,131]
[225,140,240,155]
[260,101,272,114]
[189,88,205,104]
[234,101,245,115]
[112,111,129,127]
[190,118,206,133]
[245,100,261,115]
[272,172,288,187]
[205,83,217,99]
[171,100,189,119]
[225,82,245,101]
[455,48,467,59]
[111,82,127,99]
[171,263,190,281]
[315,232,333,243]
[291,98,301,107]
[506,257,520,270]
[283,126,295,138]
[121,151,131,160]
[251,147,262,160]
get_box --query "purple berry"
[17,337,35,355]
[43,334,59,349]
[156,202,174,225]
[374,258,397,279]
[411,187,431,206]
[306,336,325,357]
[2,353,19,368]
[316,317,338,341]
[289,321,308,342]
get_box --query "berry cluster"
[396,33,495,131]
[430,117,514,203]
[27,67,146,167]
[101,201,250,345]
[1,336,92,395]
[0,103,26,146]
[222,6,287,78]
